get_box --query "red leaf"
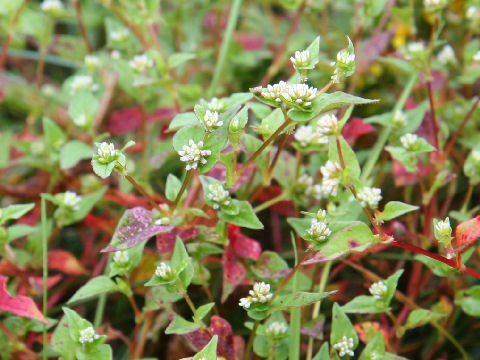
[221,248,245,302]
[0,276,49,324]
[103,190,150,208]
[107,107,176,135]
[156,227,200,253]
[233,32,263,51]
[455,216,480,250]
[342,117,375,145]
[228,224,261,260]
[48,250,88,275]
[392,160,430,187]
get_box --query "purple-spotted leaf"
[101,207,172,252]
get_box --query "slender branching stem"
[244,320,260,360]
[73,0,92,53]
[124,173,164,212]
[253,192,287,213]
[173,170,193,209]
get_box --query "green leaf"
[251,251,289,280]
[168,52,196,68]
[256,108,284,138]
[385,146,417,172]
[403,309,445,330]
[167,112,199,132]
[379,201,419,221]
[59,141,93,169]
[195,303,215,322]
[224,92,253,109]
[359,332,385,360]
[0,203,35,224]
[455,285,480,316]
[414,254,456,278]
[51,316,76,360]
[63,187,107,226]
[288,92,378,122]
[384,269,403,305]
[165,174,182,202]
[0,132,12,169]
[229,105,249,133]
[91,160,116,179]
[165,315,201,335]
[187,242,224,259]
[68,90,99,129]
[77,344,112,360]
[306,36,320,68]
[43,117,66,151]
[331,303,358,351]
[312,343,329,360]
[271,291,335,311]
[67,276,118,305]
[342,295,387,314]
[6,224,36,242]
[171,237,194,289]
[328,135,360,178]
[193,335,218,360]
[217,199,263,229]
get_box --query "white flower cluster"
[297,174,323,200]
[320,160,343,197]
[316,113,338,135]
[266,321,288,337]
[129,54,154,72]
[294,125,328,147]
[155,217,171,225]
[400,133,419,151]
[392,110,407,127]
[78,326,100,344]
[307,218,331,243]
[435,217,452,239]
[110,29,129,42]
[402,42,426,61]
[207,183,231,209]
[331,49,355,83]
[357,186,382,209]
[97,142,118,163]
[113,251,130,265]
[369,281,387,299]
[155,262,174,280]
[473,51,480,62]
[178,140,211,171]
[423,0,447,10]
[467,6,480,21]
[437,45,456,65]
[73,114,88,128]
[207,97,225,112]
[290,50,311,68]
[84,55,100,69]
[239,282,273,309]
[203,110,223,131]
[70,75,98,95]
[63,191,81,211]
[472,150,480,163]
[252,81,318,108]
[41,0,63,14]
[333,336,355,357]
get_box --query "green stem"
[173,170,193,209]
[244,320,260,360]
[207,0,244,98]
[361,70,419,181]
[253,192,287,213]
[460,183,474,213]
[41,196,48,360]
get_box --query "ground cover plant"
[1,0,480,359]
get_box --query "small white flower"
[249,282,273,303]
[473,51,480,62]
[73,113,87,128]
[298,175,323,201]
[239,297,252,309]
[129,54,154,73]
[435,217,452,238]
[316,114,338,135]
[290,49,311,68]
[294,125,328,147]
[110,50,122,60]
[41,0,63,14]
[207,97,225,112]
[424,0,447,10]
[357,187,382,209]
[203,110,223,131]
[266,321,288,337]
[297,174,314,188]
[281,83,318,107]
[113,251,130,265]
[471,150,480,163]
[155,262,174,280]
[78,326,100,344]
[320,160,343,196]
[402,42,426,61]
[96,142,118,163]
[110,29,129,42]
[336,50,355,65]
[84,55,100,69]
[331,48,356,83]
[258,80,290,103]
[306,219,331,242]
[155,217,170,225]
[392,110,407,127]
[63,191,81,210]
[400,133,419,151]
[369,281,388,299]
[466,6,480,21]
[178,139,211,171]
[333,336,355,357]
[437,45,456,65]
[70,75,98,95]
[207,183,231,209]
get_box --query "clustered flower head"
[466,6,480,22]
[41,0,63,14]
[70,75,98,95]
[203,110,223,131]
[393,110,407,127]
[110,29,129,42]
[307,218,332,243]
[84,55,100,69]
[63,191,81,211]
[252,81,318,109]
[294,125,328,147]
[155,262,175,280]
[357,186,382,209]
[207,97,225,112]
[400,133,419,151]
[369,281,388,299]
[331,47,356,83]
[402,42,426,61]
[96,142,119,164]
[178,140,211,171]
[266,321,288,337]
[437,45,456,65]
[333,336,355,357]
[78,326,100,344]
[73,113,88,128]
[113,251,130,265]
[297,174,323,200]
[239,282,273,309]
[207,183,231,209]
[320,160,343,197]
[423,0,447,11]
[316,113,339,135]
[473,51,480,62]
[129,54,154,72]
[290,50,311,68]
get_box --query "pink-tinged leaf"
[108,107,176,135]
[455,216,480,250]
[0,276,49,324]
[29,275,62,293]
[157,227,200,253]
[354,321,389,344]
[228,225,261,260]
[233,335,245,360]
[103,189,150,208]
[221,248,246,303]
[48,250,88,275]
[101,207,173,252]
[392,160,430,187]
[342,117,375,145]
[256,186,294,217]
[233,32,263,51]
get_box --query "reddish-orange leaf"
[455,216,480,250]
[48,250,88,275]
[354,321,388,344]
[0,275,49,324]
